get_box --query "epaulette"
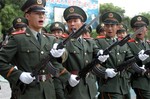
[128,39,135,42]
[96,35,106,39]
[61,33,69,38]
[11,30,25,35]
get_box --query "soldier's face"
[25,11,46,31]
[66,18,84,33]
[134,26,148,40]
[104,24,119,38]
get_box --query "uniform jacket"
[127,38,150,91]
[63,38,99,99]
[95,38,133,94]
[0,27,69,99]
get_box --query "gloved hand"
[68,74,80,87]
[138,50,149,61]
[105,68,117,78]
[97,50,109,62]
[19,72,35,84]
[50,43,65,58]
[140,65,146,73]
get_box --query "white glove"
[140,65,146,73]
[105,68,117,78]
[68,74,80,87]
[50,43,65,58]
[97,50,109,62]
[19,72,35,84]
[138,50,149,61]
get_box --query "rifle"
[116,50,150,72]
[18,14,100,94]
[76,26,144,80]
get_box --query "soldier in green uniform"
[116,23,128,39]
[49,22,68,39]
[49,21,68,99]
[96,23,106,38]
[62,6,109,99]
[116,23,131,99]
[95,12,148,99]
[0,0,70,99]
[128,15,150,99]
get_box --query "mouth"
[38,20,44,25]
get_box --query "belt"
[37,74,51,82]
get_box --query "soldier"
[49,21,69,99]
[96,23,106,38]
[128,15,150,99]
[49,22,68,39]
[0,0,71,99]
[82,26,92,39]
[62,6,109,99]
[116,23,131,99]
[2,17,28,47]
[116,23,128,39]
[12,17,28,31]
[95,12,149,99]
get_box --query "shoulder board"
[11,30,25,35]
[96,35,106,39]
[61,33,69,38]
[128,39,135,42]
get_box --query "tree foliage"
[99,3,150,38]
[0,0,24,34]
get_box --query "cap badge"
[69,7,74,13]
[108,13,113,18]
[137,16,142,21]
[17,18,22,23]
[37,0,42,4]
[120,24,123,28]
[101,23,104,27]
[55,23,59,27]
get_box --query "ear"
[25,13,29,20]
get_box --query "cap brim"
[26,6,45,13]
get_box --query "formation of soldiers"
[0,0,150,99]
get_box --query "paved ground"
[0,75,136,99]
[0,76,11,99]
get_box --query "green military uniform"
[95,12,133,99]
[128,15,150,99]
[0,0,69,99]
[63,6,99,99]
[49,22,67,99]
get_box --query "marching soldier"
[128,15,150,99]
[2,17,28,47]
[82,26,92,39]
[116,23,128,39]
[95,12,148,99]
[49,21,68,99]
[96,23,106,38]
[62,6,108,99]
[49,22,68,39]
[116,23,131,99]
[0,0,70,99]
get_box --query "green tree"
[0,0,24,34]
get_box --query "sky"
[99,0,150,17]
